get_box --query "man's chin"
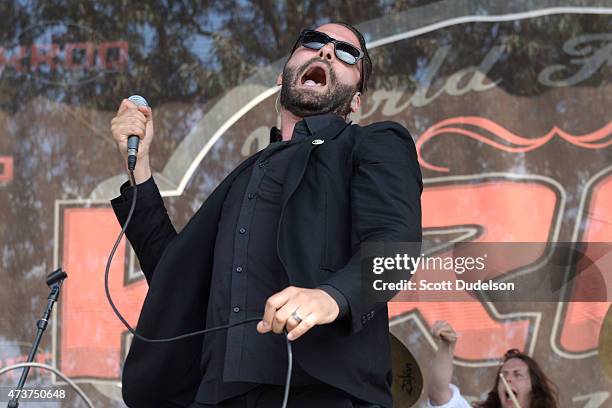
[281,80,354,118]
[285,94,330,116]
[286,104,329,118]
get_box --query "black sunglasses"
[291,29,365,90]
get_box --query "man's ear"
[276,72,282,86]
[350,92,361,113]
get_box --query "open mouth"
[300,65,327,87]
[504,389,519,400]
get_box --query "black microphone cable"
[104,170,293,408]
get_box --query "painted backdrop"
[0,0,610,406]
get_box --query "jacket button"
[239,228,246,234]
[247,193,255,200]
[235,266,243,273]
[233,306,241,313]
[258,162,266,168]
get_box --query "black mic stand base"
[7,269,67,408]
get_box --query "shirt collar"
[302,113,347,136]
[269,114,347,143]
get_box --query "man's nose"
[318,43,336,62]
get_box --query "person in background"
[427,320,559,408]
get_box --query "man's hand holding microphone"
[110,96,154,184]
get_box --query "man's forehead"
[314,23,361,49]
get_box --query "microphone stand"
[7,269,67,408]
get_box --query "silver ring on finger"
[291,310,303,324]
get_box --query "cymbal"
[599,304,612,380]
[389,332,423,407]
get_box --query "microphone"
[126,95,149,171]
[46,268,67,287]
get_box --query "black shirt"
[112,113,421,408]
[114,116,350,405]
[196,119,348,404]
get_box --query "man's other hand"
[256,286,340,341]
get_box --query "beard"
[280,58,357,118]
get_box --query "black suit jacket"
[112,116,423,407]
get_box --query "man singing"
[110,22,422,407]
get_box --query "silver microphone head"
[126,95,149,171]
[128,94,149,107]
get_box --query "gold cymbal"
[390,332,423,407]
[599,304,612,380]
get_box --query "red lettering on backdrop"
[389,180,558,360]
[560,174,612,352]
[0,42,129,73]
[60,207,146,379]
[57,179,604,374]
[0,156,13,183]
[64,42,95,70]
[0,46,26,72]
[31,44,59,70]
[98,41,129,70]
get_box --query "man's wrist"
[317,284,349,319]
[439,341,455,349]
[118,176,157,201]
[127,155,151,184]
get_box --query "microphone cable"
[0,362,95,408]
[104,170,293,408]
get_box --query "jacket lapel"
[280,118,349,209]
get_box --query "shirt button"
[235,266,243,273]
[247,193,255,200]
[239,227,246,234]
[233,306,241,313]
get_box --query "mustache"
[297,57,334,80]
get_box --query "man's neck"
[279,108,302,141]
